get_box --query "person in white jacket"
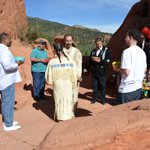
[63,34,82,112]
[0,32,22,131]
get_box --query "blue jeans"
[0,83,15,127]
[32,72,45,98]
[117,88,142,104]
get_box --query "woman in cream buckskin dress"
[45,43,77,121]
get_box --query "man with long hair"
[63,34,82,112]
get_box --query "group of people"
[30,34,82,121]
[89,29,147,105]
[0,28,148,131]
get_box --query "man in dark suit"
[89,38,111,105]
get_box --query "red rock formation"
[0,0,27,38]
[36,100,150,150]
[108,0,150,61]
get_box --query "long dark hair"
[53,43,69,63]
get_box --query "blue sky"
[25,0,140,33]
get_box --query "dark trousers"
[117,88,142,104]
[32,72,45,99]
[92,76,106,102]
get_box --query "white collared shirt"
[96,47,102,56]
[0,44,21,90]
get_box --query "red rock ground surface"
[0,40,150,150]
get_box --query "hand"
[17,61,23,66]
[45,81,49,85]
[92,56,100,63]
[78,77,82,82]
[44,58,51,63]
[113,66,120,72]
[41,58,50,63]
[95,58,100,63]
[41,59,48,63]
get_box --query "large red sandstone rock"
[108,0,150,61]
[0,0,27,38]
[36,100,150,150]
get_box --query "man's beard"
[7,42,12,47]
[66,44,72,49]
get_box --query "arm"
[30,49,49,63]
[30,57,48,63]
[45,61,53,85]
[114,50,131,76]
[114,67,130,76]
[72,61,77,87]
[76,50,82,80]
[1,51,18,72]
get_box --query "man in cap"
[30,39,50,101]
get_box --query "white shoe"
[12,121,18,125]
[3,121,18,126]
[3,124,21,131]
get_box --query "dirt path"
[0,83,114,150]
[0,40,116,149]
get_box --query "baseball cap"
[39,40,46,45]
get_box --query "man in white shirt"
[113,29,147,104]
[0,32,22,131]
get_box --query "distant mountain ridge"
[27,17,112,55]
[73,25,100,32]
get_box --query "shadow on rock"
[106,98,120,106]
[78,92,93,101]
[32,93,55,121]
[75,108,92,117]
[23,83,34,97]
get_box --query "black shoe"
[101,101,106,105]
[97,99,101,103]
[34,96,41,101]
[40,95,48,100]
[91,101,96,104]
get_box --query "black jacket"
[89,46,111,77]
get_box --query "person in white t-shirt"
[0,33,22,131]
[113,29,147,104]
